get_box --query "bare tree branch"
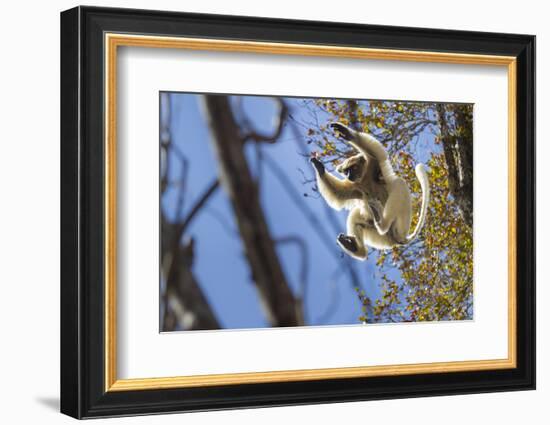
[202,95,303,327]
[275,234,310,323]
[161,236,220,331]
[179,179,220,233]
[242,98,288,143]
[160,92,220,331]
[174,156,189,220]
[274,235,310,300]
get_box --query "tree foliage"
[303,99,474,323]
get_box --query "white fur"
[312,124,430,260]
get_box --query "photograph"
[159,93,474,332]
[58,4,536,419]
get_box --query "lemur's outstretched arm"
[330,123,397,183]
[310,157,361,211]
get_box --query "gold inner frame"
[104,33,517,392]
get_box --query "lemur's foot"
[337,233,358,253]
[310,157,325,176]
[330,122,355,142]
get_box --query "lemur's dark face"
[337,155,366,182]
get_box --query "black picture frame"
[61,5,535,419]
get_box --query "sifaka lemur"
[310,122,430,260]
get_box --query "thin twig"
[242,98,288,144]
[274,235,310,301]
[179,179,220,234]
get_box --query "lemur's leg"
[372,210,394,236]
[337,207,367,260]
[310,157,361,211]
[330,122,397,183]
[372,179,411,239]
[366,197,383,223]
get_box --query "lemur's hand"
[310,157,325,176]
[330,122,355,142]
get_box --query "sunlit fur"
[311,123,430,260]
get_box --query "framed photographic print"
[60,6,535,419]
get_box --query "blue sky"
[161,93,435,329]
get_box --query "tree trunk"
[437,104,473,228]
[161,220,220,331]
[160,92,220,331]
[202,95,303,327]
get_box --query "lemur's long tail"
[406,164,430,242]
